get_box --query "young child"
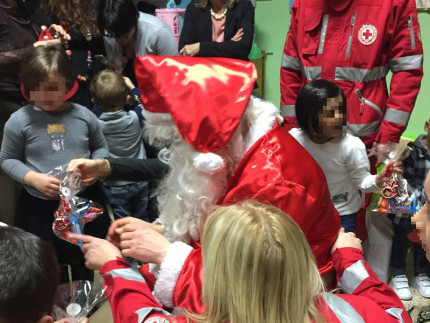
[0,226,89,323]
[289,79,400,233]
[389,119,430,300]
[0,45,109,282]
[90,70,149,222]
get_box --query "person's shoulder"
[235,0,254,8]
[138,12,171,30]
[343,133,365,147]
[7,105,33,122]
[70,103,98,118]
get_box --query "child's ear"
[36,314,55,323]
[91,98,95,104]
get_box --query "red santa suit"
[101,247,411,322]
[134,55,339,312]
[280,0,423,146]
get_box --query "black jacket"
[179,0,254,61]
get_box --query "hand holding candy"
[68,233,122,270]
[375,160,403,188]
[51,164,104,246]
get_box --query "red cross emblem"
[358,24,377,45]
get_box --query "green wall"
[255,4,430,139]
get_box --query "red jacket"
[280,0,423,146]
[101,248,411,322]
[148,123,339,310]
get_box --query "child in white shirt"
[290,79,401,232]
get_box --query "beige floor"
[399,249,430,322]
[402,287,430,322]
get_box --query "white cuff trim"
[153,241,193,308]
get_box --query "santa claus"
[70,55,340,313]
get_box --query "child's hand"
[24,171,61,197]
[123,76,135,91]
[375,160,403,187]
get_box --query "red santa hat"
[134,55,257,154]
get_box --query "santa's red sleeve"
[151,241,206,313]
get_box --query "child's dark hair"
[295,79,346,137]
[0,226,60,323]
[90,69,128,110]
[19,45,75,98]
[98,0,139,38]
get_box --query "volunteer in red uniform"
[70,201,410,323]
[280,0,423,280]
[280,0,423,155]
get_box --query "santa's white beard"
[147,96,282,243]
[156,133,243,243]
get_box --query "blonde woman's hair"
[192,200,326,323]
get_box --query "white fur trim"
[243,97,282,154]
[153,241,193,308]
[193,152,225,173]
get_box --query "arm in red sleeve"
[377,0,423,144]
[331,248,411,322]
[100,257,186,323]
[280,0,302,127]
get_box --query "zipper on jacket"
[355,89,383,116]
[345,13,356,58]
[408,16,416,49]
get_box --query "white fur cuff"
[153,241,193,308]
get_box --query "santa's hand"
[119,224,170,265]
[107,218,163,247]
[107,217,148,247]
[69,233,122,270]
[330,228,362,254]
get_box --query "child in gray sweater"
[0,45,109,282]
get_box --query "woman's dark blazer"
[178,0,254,61]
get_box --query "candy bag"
[52,280,106,323]
[373,144,422,214]
[50,164,104,246]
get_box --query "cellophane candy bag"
[50,164,104,245]
[52,280,106,323]
[373,144,422,214]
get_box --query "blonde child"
[90,70,149,221]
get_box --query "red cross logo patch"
[358,24,377,45]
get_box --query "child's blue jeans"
[103,182,149,222]
[390,214,429,276]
